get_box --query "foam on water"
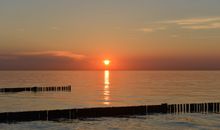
[1,114,220,130]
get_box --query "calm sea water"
[0,71,220,129]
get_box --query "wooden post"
[161,103,168,114]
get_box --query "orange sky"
[0,0,220,70]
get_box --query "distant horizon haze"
[0,51,219,70]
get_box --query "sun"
[103,59,110,66]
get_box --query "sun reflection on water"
[104,70,110,105]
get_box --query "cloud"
[182,22,220,30]
[162,17,220,25]
[0,51,88,70]
[139,28,154,33]
[160,17,220,30]
[0,51,86,60]
[138,26,166,33]
[50,26,60,31]
[17,51,86,60]
[137,17,220,33]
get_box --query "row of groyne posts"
[0,85,71,93]
[0,102,219,123]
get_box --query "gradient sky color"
[0,0,220,70]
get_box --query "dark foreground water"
[0,71,220,129]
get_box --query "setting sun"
[103,59,110,66]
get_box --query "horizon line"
[0,69,220,71]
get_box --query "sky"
[0,0,220,70]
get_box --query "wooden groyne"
[0,85,71,93]
[0,102,219,123]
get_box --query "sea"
[0,71,220,130]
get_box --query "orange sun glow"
[103,59,110,66]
